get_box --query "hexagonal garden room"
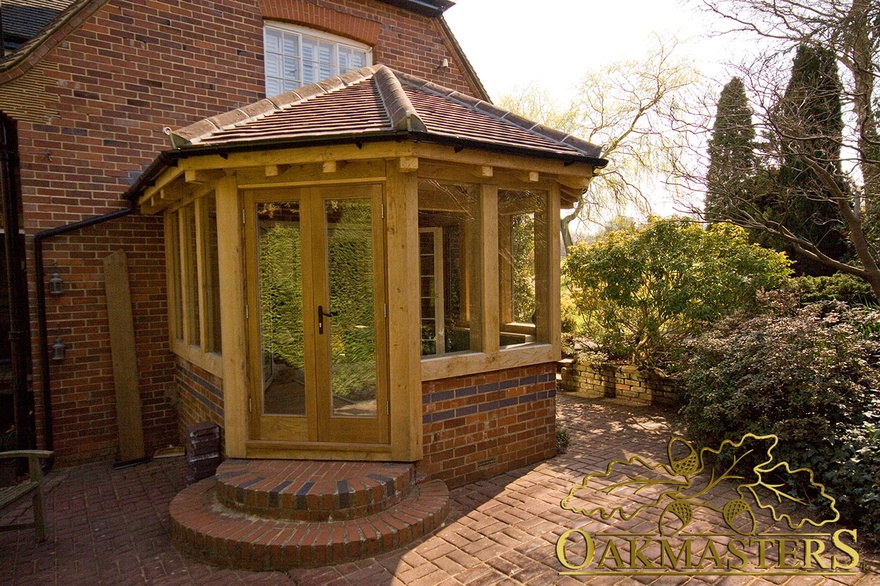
[127,65,606,487]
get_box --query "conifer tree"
[696,0,880,299]
[705,77,756,223]
[768,43,849,274]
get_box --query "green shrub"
[563,218,791,366]
[790,272,878,306]
[679,301,880,541]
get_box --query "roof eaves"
[374,0,454,17]
[409,130,608,167]
[128,124,606,207]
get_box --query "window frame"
[166,192,223,376]
[263,22,373,96]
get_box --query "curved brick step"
[169,477,449,570]
[214,459,415,521]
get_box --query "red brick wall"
[37,215,177,464]
[175,358,225,452]
[418,363,558,489]
[6,0,481,464]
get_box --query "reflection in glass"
[205,193,222,353]
[417,180,481,356]
[325,199,377,417]
[257,202,306,415]
[499,190,549,348]
[182,204,200,346]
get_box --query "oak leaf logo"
[560,433,840,535]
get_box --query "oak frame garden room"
[128,65,606,486]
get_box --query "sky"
[443,0,747,224]
[443,0,738,103]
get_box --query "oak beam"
[399,156,419,173]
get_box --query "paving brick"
[1,395,876,585]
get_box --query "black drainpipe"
[34,206,133,462]
[0,119,31,453]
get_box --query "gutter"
[125,133,606,206]
[34,206,133,461]
[375,0,454,17]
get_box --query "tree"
[705,77,757,223]
[563,218,791,366]
[499,38,702,250]
[768,43,850,274]
[692,0,880,299]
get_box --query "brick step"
[170,476,449,570]
[213,459,416,521]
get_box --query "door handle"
[317,305,339,334]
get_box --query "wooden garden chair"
[0,450,53,541]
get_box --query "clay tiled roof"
[0,0,105,85]
[1,0,80,49]
[1,0,78,47]
[168,65,606,166]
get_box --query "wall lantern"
[52,338,66,361]
[48,271,64,295]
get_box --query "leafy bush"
[789,272,877,307]
[563,218,791,366]
[679,300,880,541]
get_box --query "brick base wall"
[175,358,225,453]
[559,361,678,406]
[418,363,557,489]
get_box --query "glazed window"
[167,193,222,356]
[264,23,371,96]
[418,179,483,357]
[498,190,550,348]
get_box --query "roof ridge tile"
[395,70,602,158]
[374,65,426,132]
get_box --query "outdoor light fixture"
[48,270,64,295]
[52,338,66,361]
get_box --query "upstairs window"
[264,23,371,96]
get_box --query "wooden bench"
[0,450,53,541]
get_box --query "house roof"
[375,0,454,16]
[1,0,78,47]
[0,0,80,51]
[0,0,103,85]
[167,65,605,165]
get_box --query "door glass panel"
[325,198,377,418]
[256,202,306,415]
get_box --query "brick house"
[0,0,604,506]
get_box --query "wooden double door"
[245,184,388,446]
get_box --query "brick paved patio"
[1,393,877,585]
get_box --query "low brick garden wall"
[559,359,678,406]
